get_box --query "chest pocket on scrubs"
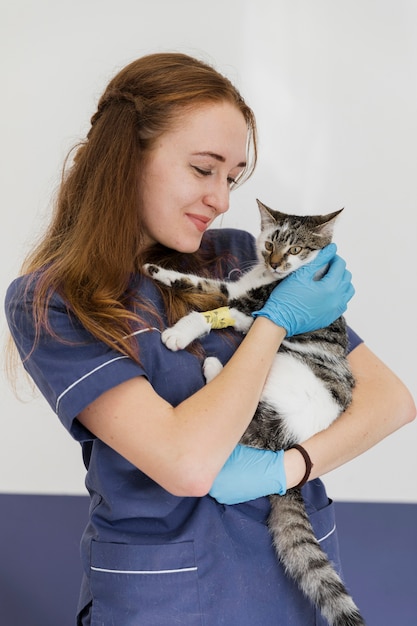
[89,540,203,626]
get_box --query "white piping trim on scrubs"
[317,523,336,543]
[55,327,160,413]
[91,565,198,575]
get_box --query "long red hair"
[20,53,258,362]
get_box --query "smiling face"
[138,101,248,253]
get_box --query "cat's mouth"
[269,267,291,278]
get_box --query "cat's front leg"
[143,264,223,293]
[143,264,195,288]
[162,311,211,351]
[229,308,253,333]
[162,306,240,352]
[162,306,253,352]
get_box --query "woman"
[5,53,415,625]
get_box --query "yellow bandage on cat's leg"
[162,307,236,353]
[201,306,236,329]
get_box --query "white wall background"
[1,0,416,502]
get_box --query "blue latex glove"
[209,444,286,505]
[252,243,354,336]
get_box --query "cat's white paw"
[230,308,254,333]
[143,263,160,277]
[161,311,211,351]
[143,264,179,286]
[161,327,189,351]
[203,357,223,382]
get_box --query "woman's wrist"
[250,315,287,344]
[284,447,312,489]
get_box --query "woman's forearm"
[79,316,287,495]
[179,317,287,452]
[285,342,416,488]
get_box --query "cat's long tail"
[268,490,366,626]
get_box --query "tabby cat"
[145,200,365,626]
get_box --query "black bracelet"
[291,444,313,488]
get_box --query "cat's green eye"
[265,241,273,252]
[289,246,302,255]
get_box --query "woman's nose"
[203,180,230,214]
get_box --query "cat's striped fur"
[145,200,365,625]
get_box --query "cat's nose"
[269,256,283,270]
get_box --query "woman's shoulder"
[5,274,34,317]
[5,272,65,313]
[5,272,74,351]
[204,227,255,250]
[6,273,29,298]
[202,228,257,278]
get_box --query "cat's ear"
[256,199,279,229]
[314,208,344,237]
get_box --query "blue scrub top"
[5,228,362,626]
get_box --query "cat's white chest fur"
[262,352,341,441]
[204,349,340,444]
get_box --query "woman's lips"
[186,213,211,232]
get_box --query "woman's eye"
[289,246,302,255]
[193,166,236,186]
[193,166,212,176]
